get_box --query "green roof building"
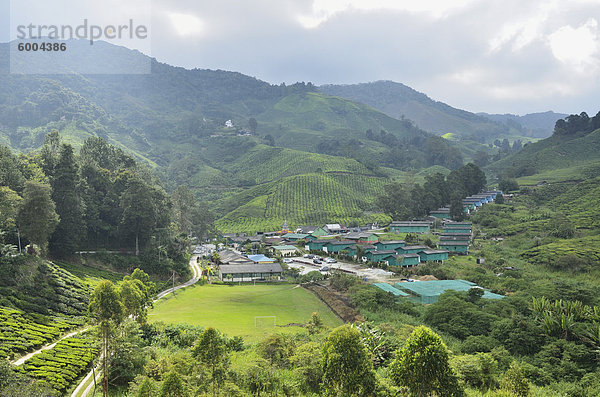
[396,279,504,304]
[397,245,428,255]
[395,254,420,267]
[306,239,331,251]
[389,221,431,234]
[283,233,309,241]
[419,249,449,262]
[365,250,397,263]
[437,241,469,254]
[324,240,356,253]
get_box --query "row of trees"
[554,111,600,136]
[0,132,214,269]
[376,163,487,221]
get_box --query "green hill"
[485,128,600,181]
[1,40,473,231]
[216,172,392,233]
[320,81,509,140]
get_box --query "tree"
[192,327,228,396]
[0,145,25,192]
[119,278,147,322]
[89,280,125,397]
[449,195,466,221]
[159,371,187,397]
[389,325,464,396]
[248,117,258,133]
[307,312,324,335]
[49,144,85,257]
[498,178,519,193]
[0,186,22,233]
[500,362,529,397]
[17,181,59,254]
[321,324,376,396]
[120,178,158,255]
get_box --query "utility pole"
[17,229,22,253]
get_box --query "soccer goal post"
[254,316,277,328]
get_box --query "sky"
[3,0,600,115]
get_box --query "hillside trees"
[17,181,59,254]
[320,324,376,396]
[49,144,85,257]
[390,326,463,396]
[377,164,486,220]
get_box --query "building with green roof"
[395,279,504,304]
[373,283,409,297]
[418,250,449,262]
[437,241,469,254]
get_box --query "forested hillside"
[0,40,481,231]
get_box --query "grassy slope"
[215,172,392,233]
[486,129,600,179]
[148,284,342,342]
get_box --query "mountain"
[477,111,568,138]
[319,81,566,142]
[319,81,508,140]
[1,40,468,233]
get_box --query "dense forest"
[0,131,213,277]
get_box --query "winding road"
[8,255,203,397]
[70,254,203,397]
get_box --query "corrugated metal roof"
[219,263,283,274]
[273,245,297,250]
[247,254,275,262]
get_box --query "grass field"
[148,284,343,342]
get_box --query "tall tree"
[120,178,157,255]
[49,144,85,257]
[321,324,376,396]
[89,280,124,397]
[192,327,228,396]
[17,181,59,254]
[0,145,25,192]
[390,325,463,397]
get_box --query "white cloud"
[169,12,204,37]
[548,19,599,73]
[297,0,477,28]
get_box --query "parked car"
[283,258,293,263]
[319,266,330,272]
[313,258,322,264]
[325,258,337,263]
[303,254,314,259]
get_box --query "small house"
[418,249,449,262]
[365,250,398,263]
[272,245,298,257]
[437,241,469,254]
[324,240,356,253]
[395,254,420,267]
[305,239,331,251]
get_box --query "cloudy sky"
[4,0,600,115]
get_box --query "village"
[201,190,505,304]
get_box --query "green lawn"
[148,284,343,342]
